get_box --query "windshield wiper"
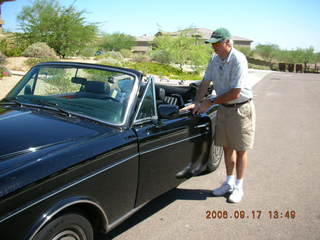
[0,98,24,107]
[37,101,73,117]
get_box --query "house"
[133,28,253,53]
[132,34,155,53]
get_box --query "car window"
[6,65,137,125]
[135,78,157,123]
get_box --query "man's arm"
[194,80,211,104]
[192,88,241,114]
[179,80,210,112]
[211,88,241,104]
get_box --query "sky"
[1,0,320,51]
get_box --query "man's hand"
[192,99,212,114]
[179,100,212,115]
[180,103,195,112]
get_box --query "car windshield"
[4,64,137,125]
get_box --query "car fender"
[27,196,108,240]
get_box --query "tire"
[33,213,94,240]
[207,141,223,172]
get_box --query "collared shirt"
[203,48,253,104]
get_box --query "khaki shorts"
[214,101,256,151]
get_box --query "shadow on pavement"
[101,188,221,239]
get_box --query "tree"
[254,44,280,63]
[98,33,135,52]
[152,34,211,73]
[17,0,98,58]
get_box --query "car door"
[133,78,211,206]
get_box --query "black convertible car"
[0,62,223,240]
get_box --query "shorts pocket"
[236,104,250,118]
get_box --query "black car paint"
[0,62,213,239]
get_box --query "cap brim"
[205,38,222,44]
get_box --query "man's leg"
[236,150,247,179]
[212,146,236,196]
[224,146,236,176]
[228,150,247,203]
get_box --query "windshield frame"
[4,62,141,128]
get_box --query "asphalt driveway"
[102,72,320,240]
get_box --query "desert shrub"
[94,51,124,61]
[124,62,202,80]
[120,49,133,58]
[0,38,26,57]
[0,51,6,64]
[23,42,58,58]
[132,54,151,63]
[106,51,123,60]
[248,63,271,70]
[149,50,171,64]
[0,66,11,78]
[24,57,60,67]
[78,47,97,58]
[237,46,254,57]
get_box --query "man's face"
[211,41,228,55]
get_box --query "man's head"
[206,28,233,58]
[205,28,232,44]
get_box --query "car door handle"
[194,123,209,129]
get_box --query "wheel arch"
[27,196,109,240]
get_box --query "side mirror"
[158,104,179,119]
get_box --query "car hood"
[0,105,125,198]
[0,107,104,157]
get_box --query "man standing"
[182,28,255,203]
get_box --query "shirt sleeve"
[229,57,248,89]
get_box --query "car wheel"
[207,141,223,172]
[33,213,94,240]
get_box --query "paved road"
[101,72,320,240]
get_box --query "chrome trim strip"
[151,76,158,120]
[133,76,158,124]
[0,153,139,224]
[133,78,151,123]
[28,199,108,240]
[140,133,204,155]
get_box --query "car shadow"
[100,187,224,239]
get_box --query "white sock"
[236,179,244,190]
[226,175,235,186]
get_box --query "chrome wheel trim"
[211,144,223,165]
[52,227,86,240]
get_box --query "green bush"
[120,49,133,58]
[95,51,123,61]
[0,38,26,57]
[78,47,97,58]
[24,57,60,67]
[0,51,6,65]
[23,42,58,58]
[237,46,254,57]
[149,50,171,64]
[248,63,271,70]
[132,54,151,63]
[124,62,202,80]
[0,66,11,78]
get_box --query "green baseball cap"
[205,28,232,44]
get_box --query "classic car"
[0,62,223,240]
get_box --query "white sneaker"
[228,186,244,203]
[212,182,234,196]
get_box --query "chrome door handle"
[194,123,209,129]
